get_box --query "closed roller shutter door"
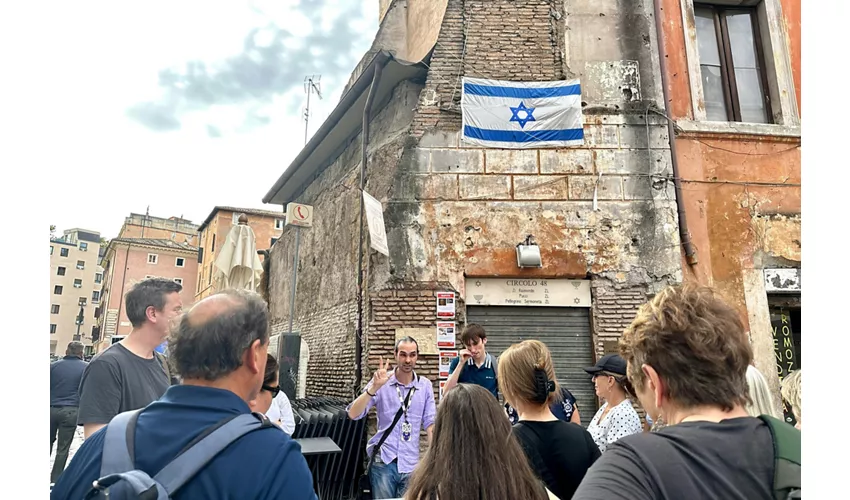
[466,306,597,427]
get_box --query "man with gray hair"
[52,289,318,499]
[77,278,183,438]
[50,341,87,482]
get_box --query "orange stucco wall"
[661,0,801,327]
[781,0,801,113]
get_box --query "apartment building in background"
[93,213,200,353]
[195,206,284,300]
[119,211,199,246]
[50,229,104,357]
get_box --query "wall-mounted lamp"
[516,235,542,268]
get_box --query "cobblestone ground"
[49,426,85,483]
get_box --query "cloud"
[128,0,371,133]
[206,125,223,138]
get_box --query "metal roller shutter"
[466,306,597,427]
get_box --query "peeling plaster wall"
[271,0,686,400]
[660,0,801,399]
[395,0,682,364]
[406,0,449,63]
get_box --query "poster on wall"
[439,380,447,401]
[437,321,456,349]
[436,291,456,318]
[439,351,458,378]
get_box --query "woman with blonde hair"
[498,340,600,500]
[781,369,802,429]
[744,365,781,419]
[404,383,550,500]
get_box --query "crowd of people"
[48,278,801,499]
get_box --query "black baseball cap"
[583,353,627,376]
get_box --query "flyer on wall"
[436,291,456,318]
[438,351,458,378]
[439,380,447,400]
[436,321,456,348]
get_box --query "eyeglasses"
[262,384,281,398]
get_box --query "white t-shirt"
[586,399,641,452]
[265,390,296,435]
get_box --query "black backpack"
[84,409,275,499]
[758,415,801,500]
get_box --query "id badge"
[401,421,412,441]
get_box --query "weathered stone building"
[263,0,684,419]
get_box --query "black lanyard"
[395,384,417,420]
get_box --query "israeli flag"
[461,77,584,149]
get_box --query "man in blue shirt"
[51,289,317,500]
[443,324,499,398]
[50,341,87,483]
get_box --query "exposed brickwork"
[412,0,565,137]
[590,278,649,418]
[364,285,467,402]
[271,301,358,400]
[590,278,648,359]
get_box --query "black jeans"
[50,406,78,483]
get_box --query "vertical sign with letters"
[770,308,799,426]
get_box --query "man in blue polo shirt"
[443,324,499,398]
[51,289,317,500]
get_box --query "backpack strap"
[154,351,174,385]
[152,412,275,496]
[758,415,801,500]
[100,409,144,477]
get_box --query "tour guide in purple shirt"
[347,336,436,499]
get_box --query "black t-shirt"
[77,343,171,425]
[513,420,601,500]
[573,417,775,500]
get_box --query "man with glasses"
[347,337,437,499]
[52,290,317,499]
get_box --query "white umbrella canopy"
[213,216,264,292]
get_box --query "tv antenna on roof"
[303,75,323,145]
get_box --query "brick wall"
[365,287,458,401]
[412,0,565,136]
[590,277,650,419]
[271,300,358,399]
[360,284,463,455]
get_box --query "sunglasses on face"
[262,384,281,398]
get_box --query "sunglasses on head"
[262,384,281,398]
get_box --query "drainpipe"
[355,58,387,390]
[651,0,698,266]
[114,242,132,339]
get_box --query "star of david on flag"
[461,77,584,149]
[510,102,536,128]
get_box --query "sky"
[29,0,377,239]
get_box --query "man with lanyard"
[443,324,498,399]
[347,337,436,499]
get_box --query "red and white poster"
[436,321,456,349]
[439,351,458,378]
[436,291,456,318]
[439,380,447,400]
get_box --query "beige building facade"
[50,229,104,357]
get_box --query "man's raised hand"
[373,356,392,389]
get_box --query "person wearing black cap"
[583,353,641,452]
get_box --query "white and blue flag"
[461,77,584,149]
